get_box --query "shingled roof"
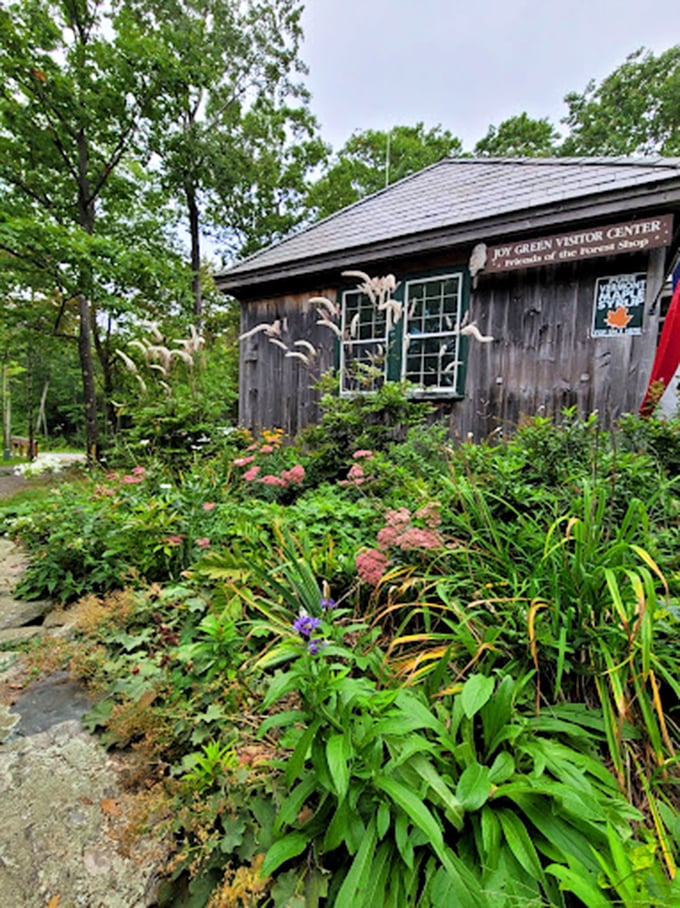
[217,157,680,293]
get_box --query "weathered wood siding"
[450,248,666,439]
[239,289,338,434]
[238,250,667,438]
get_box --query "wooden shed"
[216,157,680,438]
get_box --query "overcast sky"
[300,0,678,152]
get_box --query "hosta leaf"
[461,674,495,720]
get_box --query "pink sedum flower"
[395,527,443,550]
[202,502,217,511]
[356,548,388,586]
[164,534,184,546]
[377,526,400,550]
[259,444,274,454]
[385,507,411,530]
[131,466,146,475]
[122,474,144,484]
[281,464,305,485]
[195,537,211,549]
[233,456,255,467]
[243,466,261,482]
[260,474,286,486]
[352,449,374,460]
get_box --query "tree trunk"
[37,381,50,439]
[1,360,10,461]
[186,179,203,330]
[90,307,116,434]
[77,128,100,463]
[78,294,99,461]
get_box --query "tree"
[304,123,463,221]
[474,113,560,157]
[561,46,680,156]
[136,0,327,321]
[0,0,176,460]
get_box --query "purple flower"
[308,638,326,655]
[292,613,322,639]
[320,598,336,611]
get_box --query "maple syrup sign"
[486,214,672,273]
[592,273,646,337]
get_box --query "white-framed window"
[402,273,465,394]
[339,268,469,397]
[339,287,388,393]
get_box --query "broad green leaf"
[488,751,515,784]
[546,863,610,908]
[326,734,350,801]
[409,754,464,829]
[456,762,492,811]
[262,668,301,710]
[261,831,309,877]
[334,818,377,908]
[395,810,415,870]
[461,674,495,719]
[274,776,317,833]
[376,802,391,840]
[258,710,306,735]
[496,808,543,879]
[286,721,319,785]
[374,776,444,851]
[480,806,501,865]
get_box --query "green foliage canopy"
[304,122,463,221]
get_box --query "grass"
[0,455,30,467]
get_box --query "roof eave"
[216,179,680,296]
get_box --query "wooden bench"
[10,436,39,458]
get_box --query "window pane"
[342,341,386,392]
[403,273,463,392]
[341,289,387,393]
[405,336,458,388]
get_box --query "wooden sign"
[591,273,646,337]
[486,214,672,273]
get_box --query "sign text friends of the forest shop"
[485,214,672,273]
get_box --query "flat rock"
[10,671,94,736]
[0,720,162,907]
[0,594,52,631]
[0,625,43,645]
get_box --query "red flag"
[640,281,680,416]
